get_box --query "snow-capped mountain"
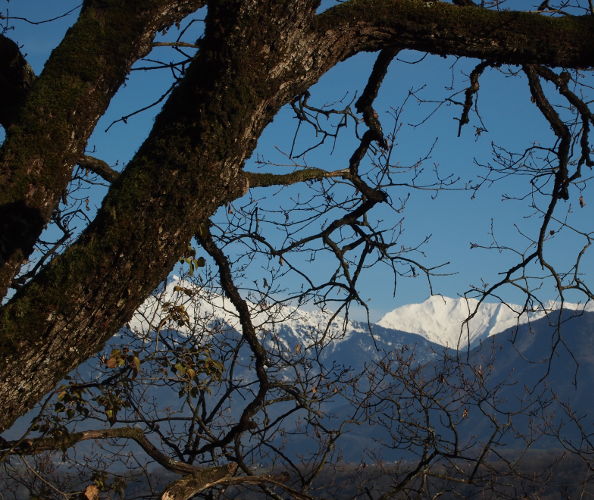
[131,279,594,352]
[6,279,593,468]
[378,295,594,349]
[129,278,368,350]
[127,278,445,367]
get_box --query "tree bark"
[0,0,324,433]
[0,0,593,432]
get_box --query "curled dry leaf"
[83,484,100,500]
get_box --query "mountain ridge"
[378,295,594,349]
[132,279,594,351]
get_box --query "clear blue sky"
[5,1,593,320]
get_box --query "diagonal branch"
[457,60,491,137]
[524,65,571,200]
[0,2,325,432]
[532,65,594,169]
[77,155,120,184]
[355,46,400,149]
[1,426,202,475]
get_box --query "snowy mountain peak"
[129,279,364,349]
[130,280,593,352]
[378,295,593,349]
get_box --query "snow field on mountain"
[378,295,594,349]
[128,278,365,351]
[129,278,593,351]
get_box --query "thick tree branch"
[0,1,321,433]
[316,0,594,69]
[0,0,205,298]
[78,155,120,183]
[1,426,200,475]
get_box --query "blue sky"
[5,1,594,320]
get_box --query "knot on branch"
[366,187,388,203]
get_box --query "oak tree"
[0,0,593,497]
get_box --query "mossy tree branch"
[78,155,120,184]
[245,167,350,189]
[0,0,325,433]
[316,0,594,69]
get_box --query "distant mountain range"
[5,281,593,466]
[126,281,594,460]
[133,279,594,350]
